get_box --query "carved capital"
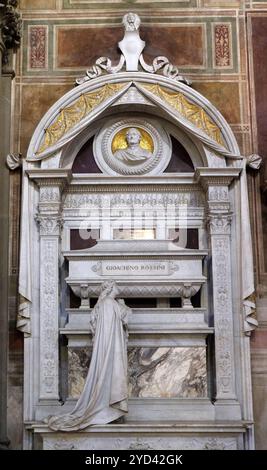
[0,1,21,66]
[36,215,63,236]
[207,212,232,235]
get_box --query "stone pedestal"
[30,423,246,450]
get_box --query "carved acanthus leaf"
[0,1,22,65]
[36,215,63,236]
[208,213,232,235]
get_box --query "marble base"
[30,423,246,450]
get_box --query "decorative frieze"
[208,186,229,202]
[39,186,61,203]
[43,433,237,451]
[70,282,203,302]
[64,192,205,210]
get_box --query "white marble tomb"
[19,13,256,450]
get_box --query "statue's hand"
[117,298,130,325]
[89,311,97,336]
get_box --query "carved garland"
[37,83,126,155]
[140,83,224,146]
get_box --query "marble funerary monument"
[19,13,256,450]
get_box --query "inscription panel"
[68,257,205,280]
[95,260,177,277]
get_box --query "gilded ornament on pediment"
[37,83,126,155]
[140,83,223,146]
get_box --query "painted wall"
[7,0,267,449]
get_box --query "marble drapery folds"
[47,281,129,431]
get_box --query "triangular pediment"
[27,75,238,163]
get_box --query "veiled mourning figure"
[47,280,129,431]
[114,128,153,164]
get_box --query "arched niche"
[59,112,205,173]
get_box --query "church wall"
[247,12,267,450]
[6,0,267,448]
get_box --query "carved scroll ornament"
[76,13,191,86]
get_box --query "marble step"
[31,417,245,450]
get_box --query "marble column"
[196,168,241,419]
[29,171,71,402]
[38,214,62,400]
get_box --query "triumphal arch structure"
[19,13,256,450]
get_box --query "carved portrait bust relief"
[93,117,172,175]
[113,127,153,165]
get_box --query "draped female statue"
[46,280,129,431]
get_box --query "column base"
[214,399,242,420]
